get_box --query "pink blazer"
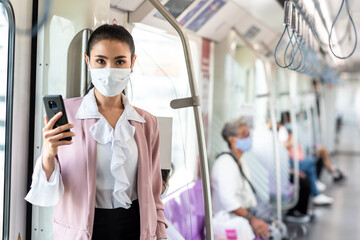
[52,97,167,239]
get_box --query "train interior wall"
[2,0,360,239]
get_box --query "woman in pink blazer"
[26,24,167,239]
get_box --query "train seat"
[252,127,294,204]
[163,179,206,240]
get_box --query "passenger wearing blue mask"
[211,117,271,240]
[235,131,252,152]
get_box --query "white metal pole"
[264,62,283,222]
[147,1,213,239]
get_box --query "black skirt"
[92,200,140,240]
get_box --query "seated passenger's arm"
[232,207,251,219]
[289,169,307,178]
[282,132,293,149]
[25,155,64,207]
[232,208,270,239]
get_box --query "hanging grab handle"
[328,0,358,59]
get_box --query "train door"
[29,1,111,239]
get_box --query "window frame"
[1,1,15,240]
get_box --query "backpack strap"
[217,152,256,194]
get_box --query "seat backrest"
[241,151,270,203]
[163,179,206,240]
[252,127,293,203]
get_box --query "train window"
[253,59,269,127]
[0,3,9,238]
[255,59,268,96]
[274,69,291,122]
[129,25,200,192]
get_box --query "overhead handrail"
[274,0,346,83]
[275,1,306,72]
[313,0,351,47]
[328,0,357,59]
[274,1,295,69]
[0,1,16,240]
[147,0,214,239]
[287,8,304,71]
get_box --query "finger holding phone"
[42,97,75,180]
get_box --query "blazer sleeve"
[151,117,168,238]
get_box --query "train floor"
[288,123,360,239]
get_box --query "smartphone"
[43,95,72,141]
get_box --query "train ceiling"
[111,0,284,56]
[110,0,360,76]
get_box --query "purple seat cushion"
[163,179,206,240]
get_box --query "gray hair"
[221,117,251,148]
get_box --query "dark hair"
[221,117,249,149]
[312,79,317,87]
[280,111,291,125]
[161,169,170,183]
[85,24,135,94]
[87,24,135,60]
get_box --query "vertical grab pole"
[289,73,300,214]
[80,29,91,96]
[147,0,214,239]
[265,63,288,239]
[264,62,282,222]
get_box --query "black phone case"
[43,95,72,141]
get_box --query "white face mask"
[89,65,131,97]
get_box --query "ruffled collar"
[76,88,145,123]
[76,88,145,208]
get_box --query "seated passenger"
[211,117,271,240]
[286,170,312,223]
[278,123,334,206]
[312,80,345,182]
[280,111,345,183]
[316,145,345,182]
[253,123,311,223]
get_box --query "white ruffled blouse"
[25,89,146,209]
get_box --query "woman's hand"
[249,216,270,239]
[299,170,307,178]
[42,112,75,179]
